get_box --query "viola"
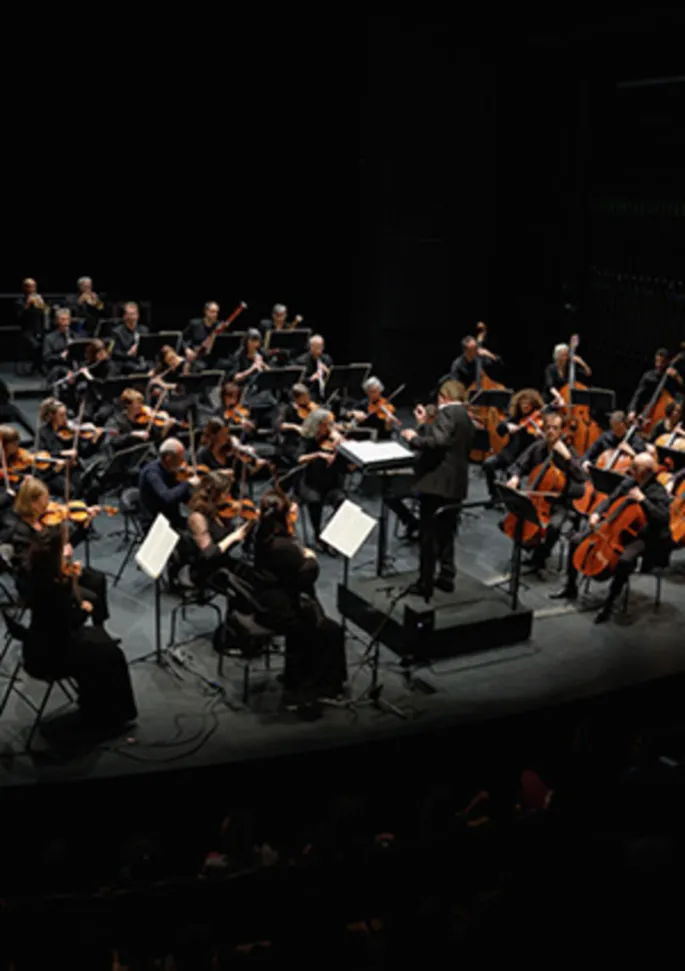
[502,451,567,546]
[572,488,649,579]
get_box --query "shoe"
[594,602,613,624]
[549,585,577,601]
[407,581,431,599]
[399,525,419,542]
[435,576,455,593]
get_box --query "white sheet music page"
[340,440,414,466]
[135,514,180,579]
[320,500,376,559]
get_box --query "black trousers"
[283,617,347,703]
[529,505,567,567]
[567,532,645,603]
[76,566,110,627]
[386,495,419,531]
[419,493,459,590]
[300,485,345,539]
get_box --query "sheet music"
[339,439,415,466]
[135,514,180,580]
[320,500,376,558]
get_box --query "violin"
[295,400,317,422]
[61,559,83,579]
[368,397,401,428]
[502,451,567,546]
[572,480,654,579]
[217,497,259,522]
[40,501,118,528]
[57,420,104,442]
[133,404,187,430]
[176,463,211,481]
[224,403,252,426]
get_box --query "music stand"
[173,370,224,400]
[657,445,685,475]
[94,374,151,404]
[95,318,123,339]
[132,514,180,669]
[571,387,616,421]
[254,366,306,400]
[67,339,91,365]
[324,363,372,400]
[206,332,245,368]
[495,485,541,610]
[266,329,312,358]
[467,388,513,411]
[138,331,183,362]
[588,466,628,498]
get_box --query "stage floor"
[1,392,684,790]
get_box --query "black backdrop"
[4,14,685,405]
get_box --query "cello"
[559,334,601,455]
[467,321,508,462]
[638,343,685,437]
[501,447,567,547]
[573,422,640,517]
[669,474,685,546]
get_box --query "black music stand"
[206,332,245,368]
[173,370,224,400]
[67,340,91,365]
[467,388,512,411]
[94,374,151,403]
[325,363,372,401]
[95,318,123,339]
[254,367,306,400]
[130,514,181,673]
[496,485,541,610]
[138,331,183,362]
[588,466,628,498]
[266,329,312,359]
[571,387,616,424]
[657,445,685,475]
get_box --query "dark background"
[4,13,685,405]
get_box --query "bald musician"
[551,453,672,623]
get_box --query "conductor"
[402,380,474,599]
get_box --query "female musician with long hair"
[218,381,255,434]
[229,329,276,430]
[148,344,199,428]
[297,407,346,550]
[482,387,545,506]
[22,526,136,734]
[185,471,249,588]
[253,489,346,714]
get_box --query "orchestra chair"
[216,569,281,706]
[166,562,223,651]
[580,561,665,614]
[0,610,77,752]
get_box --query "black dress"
[23,573,136,730]
[298,437,347,538]
[253,534,347,703]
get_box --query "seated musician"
[80,338,116,422]
[648,397,684,444]
[506,412,586,574]
[297,407,346,551]
[21,523,136,735]
[543,342,591,403]
[229,329,276,429]
[183,300,220,360]
[68,276,104,335]
[112,388,173,449]
[348,377,399,441]
[627,347,683,423]
[43,308,72,386]
[581,411,648,472]
[278,383,315,466]
[482,388,545,505]
[184,471,249,589]
[253,489,347,714]
[111,302,148,375]
[449,333,499,388]
[0,426,27,512]
[16,277,46,372]
[218,380,255,433]
[294,335,332,401]
[148,344,199,428]
[37,397,103,499]
[259,302,288,336]
[138,438,200,532]
[551,453,672,623]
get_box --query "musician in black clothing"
[543,342,592,403]
[138,438,200,531]
[259,302,288,336]
[449,334,499,389]
[229,329,277,429]
[278,383,315,466]
[552,453,672,623]
[37,398,104,500]
[297,408,346,549]
[627,348,684,422]
[253,490,347,712]
[183,301,220,359]
[19,521,136,734]
[402,380,474,597]
[294,335,332,401]
[67,276,104,335]
[79,339,116,422]
[112,388,172,451]
[148,345,200,428]
[649,397,684,444]
[506,412,586,574]
[481,389,547,505]
[348,377,399,441]
[112,302,148,375]
[184,471,249,589]
[581,411,648,471]
[15,277,46,372]
[43,308,72,385]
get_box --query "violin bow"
[146,386,169,435]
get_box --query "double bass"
[559,334,601,455]
[639,344,685,437]
[467,322,508,462]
